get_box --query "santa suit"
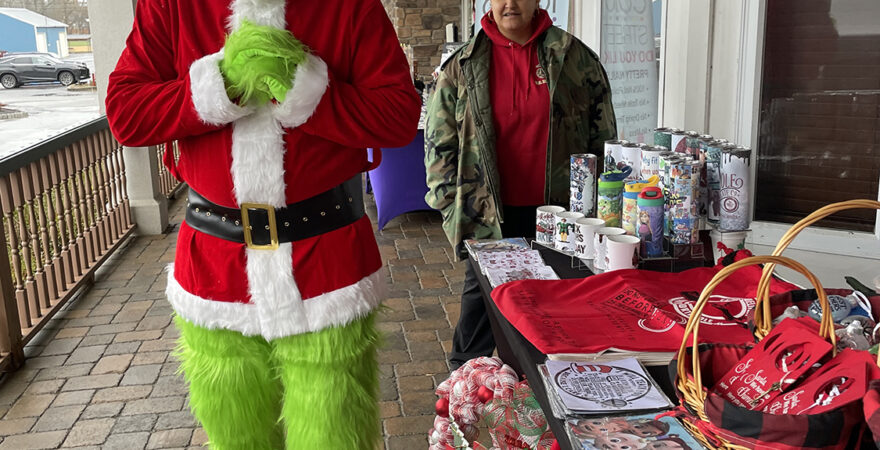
[106,0,421,340]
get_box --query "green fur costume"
[176,313,381,449]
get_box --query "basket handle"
[753,199,880,365]
[676,255,835,410]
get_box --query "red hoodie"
[482,9,553,206]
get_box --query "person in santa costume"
[105,0,421,448]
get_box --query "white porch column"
[88,0,169,235]
[658,0,714,132]
[569,0,601,52]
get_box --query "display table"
[472,245,679,450]
[366,130,431,230]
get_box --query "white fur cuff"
[272,53,329,128]
[189,51,254,126]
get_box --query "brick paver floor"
[0,189,487,449]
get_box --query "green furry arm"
[220,20,308,106]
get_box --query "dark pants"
[450,205,539,369]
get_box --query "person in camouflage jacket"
[425,2,616,370]
[424,12,617,260]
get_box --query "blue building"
[0,8,69,58]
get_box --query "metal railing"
[157,141,184,199]
[0,117,135,372]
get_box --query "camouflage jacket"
[424,26,617,259]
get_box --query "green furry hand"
[220,21,308,106]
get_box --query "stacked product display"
[609,129,753,253]
[558,127,756,272]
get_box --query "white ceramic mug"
[536,205,566,244]
[574,217,606,259]
[605,234,642,271]
[554,211,584,253]
[709,229,748,263]
[593,226,626,270]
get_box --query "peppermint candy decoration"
[427,357,518,450]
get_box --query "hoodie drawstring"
[510,43,517,111]
[507,42,535,113]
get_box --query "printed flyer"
[566,413,707,450]
[544,357,672,414]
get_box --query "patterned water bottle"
[637,186,665,257]
[597,169,629,227]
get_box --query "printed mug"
[535,205,565,245]
[593,226,626,270]
[574,217,606,259]
[554,211,584,253]
[605,234,641,271]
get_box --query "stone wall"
[381,0,461,81]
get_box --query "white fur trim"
[165,266,262,336]
[303,267,388,334]
[165,267,386,339]
[230,108,287,206]
[228,0,287,32]
[189,51,253,126]
[272,54,329,128]
[245,244,307,338]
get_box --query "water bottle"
[637,186,665,257]
[622,176,659,235]
[597,168,630,227]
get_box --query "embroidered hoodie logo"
[535,64,547,85]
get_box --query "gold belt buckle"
[240,203,279,250]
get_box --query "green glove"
[220,20,308,106]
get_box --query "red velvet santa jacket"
[106,0,420,340]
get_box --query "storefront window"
[600,0,661,143]
[756,0,880,232]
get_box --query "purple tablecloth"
[367,130,431,230]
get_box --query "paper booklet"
[466,238,559,288]
[539,357,673,419]
[464,237,531,257]
[547,350,677,367]
[565,413,708,450]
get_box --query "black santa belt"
[185,175,364,250]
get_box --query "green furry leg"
[272,313,381,450]
[174,316,284,450]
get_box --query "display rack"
[529,230,712,275]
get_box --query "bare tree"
[0,0,89,33]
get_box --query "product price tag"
[763,349,879,415]
[713,318,833,410]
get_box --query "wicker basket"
[674,255,837,449]
[674,199,880,449]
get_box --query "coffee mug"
[605,234,641,271]
[536,205,566,244]
[574,217,606,259]
[709,229,748,264]
[554,211,584,253]
[593,226,626,270]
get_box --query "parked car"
[0,53,90,89]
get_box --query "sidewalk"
[0,189,470,449]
